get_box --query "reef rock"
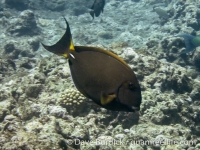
[7,10,39,36]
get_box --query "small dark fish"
[176,34,200,54]
[42,18,142,112]
[90,0,105,19]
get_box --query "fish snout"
[131,106,140,111]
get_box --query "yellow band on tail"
[70,38,75,51]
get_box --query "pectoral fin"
[101,93,116,105]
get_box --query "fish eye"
[128,82,135,90]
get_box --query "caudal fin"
[41,17,75,58]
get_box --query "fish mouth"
[131,106,140,111]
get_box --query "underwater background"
[0,0,200,149]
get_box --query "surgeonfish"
[176,34,200,54]
[41,18,142,112]
[90,0,105,19]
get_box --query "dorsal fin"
[74,46,131,69]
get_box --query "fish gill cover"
[0,0,200,149]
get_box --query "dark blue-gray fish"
[90,0,105,19]
[176,34,200,54]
